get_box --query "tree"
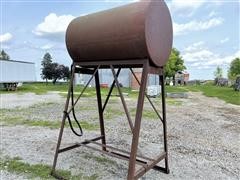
[164,48,186,85]
[62,66,70,81]
[0,50,10,60]
[51,63,62,84]
[41,52,70,84]
[41,52,53,82]
[228,57,240,80]
[41,63,54,83]
[41,52,52,67]
[51,63,70,84]
[214,66,223,79]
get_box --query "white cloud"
[169,0,223,17]
[169,0,206,16]
[208,11,217,18]
[40,44,54,50]
[33,13,75,39]
[182,42,240,69]
[184,41,205,52]
[204,50,240,66]
[220,37,229,44]
[174,17,224,36]
[0,33,13,43]
[183,49,218,63]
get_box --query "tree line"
[214,58,240,81]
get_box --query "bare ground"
[0,92,239,179]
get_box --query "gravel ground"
[0,170,27,180]
[0,92,239,179]
[0,92,62,109]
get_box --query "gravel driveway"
[0,92,62,109]
[0,92,239,179]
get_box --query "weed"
[104,106,125,120]
[130,108,157,120]
[83,154,116,166]
[166,99,182,106]
[0,116,99,131]
[0,156,98,180]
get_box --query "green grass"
[166,86,189,93]
[1,82,239,105]
[166,99,183,106]
[0,82,137,98]
[0,116,99,130]
[189,84,239,105]
[83,154,116,166]
[0,82,69,95]
[0,156,98,180]
[104,106,125,120]
[130,108,158,119]
[0,82,98,96]
[166,84,239,105]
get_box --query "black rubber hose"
[66,67,83,137]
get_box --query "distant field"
[166,84,240,105]
[0,82,239,105]
[0,82,138,98]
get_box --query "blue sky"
[0,0,239,80]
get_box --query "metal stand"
[51,59,169,180]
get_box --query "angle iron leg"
[127,62,149,180]
[160,73,169,173]
[51,64,76,177]
[95,70,107,151]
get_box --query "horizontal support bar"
[135,152,166,179]
[74,59,146,67]
[88,140,154,162]
[58,136,104,153]
[110,151,167,173]
[75,67,95,75]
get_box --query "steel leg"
[51,64,76,175]
[160,73,169,173]
[95,70,107,151]
[127,62,149,180]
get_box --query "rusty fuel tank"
[66,0,173,67]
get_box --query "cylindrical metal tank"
[66,0,173,67]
